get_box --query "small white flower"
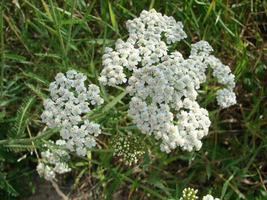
[216,88,236,108]
[191,40,213,57]
[99,64,127,86]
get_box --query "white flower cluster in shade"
[204,52,236,108]
[99,9,237,153]
[41,70,104,156]
[37,140,71,181]
[202,194,220,200]
[180,188,220,200]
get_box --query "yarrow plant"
[41,70,104,156]
[99,9,236,153]
[36,140,71,181]
[35,9,238,199]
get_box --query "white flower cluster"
[41,70,104,156]
[203,47,236,108]
[99,9,186,86]
[202,194,220,200]
[60,120,101,156]
[37,140,71,181]
[180,188,220,200]
[99,9,237,153]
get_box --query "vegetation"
[0,0,266,199]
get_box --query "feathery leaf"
[9,97,36,139]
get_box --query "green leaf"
[101,90,127,113]
[0,172,19,197]
[108,1,118,32]
[5,144,34,153]
[9,97,35,139]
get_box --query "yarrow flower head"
[111,134,145,166]
[41,70,104,156]
[202,194,220,200]
[99,9,237,153]
[37,140,71,181]
[180,188,220,200]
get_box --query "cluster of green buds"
[180,187,199,200]
[110,133,145,166]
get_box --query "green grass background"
[0,0,266,199]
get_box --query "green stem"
[0,128,58,145]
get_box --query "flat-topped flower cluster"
[99,9,236,153]
[41,70,103,156]
[37,140,71,181]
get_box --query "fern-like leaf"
[0,172,19,197]
[9,96,35,139]
[5,144,35,153]
[26,83,46,100]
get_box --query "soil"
[22,176,69,200]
